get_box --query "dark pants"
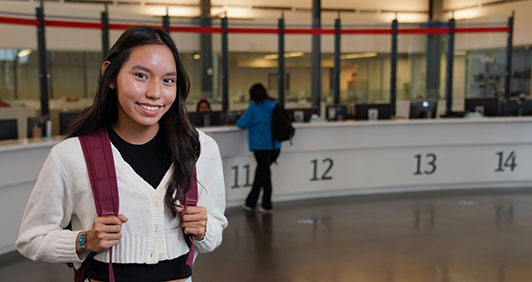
[245,149,280,210]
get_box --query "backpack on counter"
[271,103,295,146]
[72,128,198,282]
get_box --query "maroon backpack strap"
[179,167,198,266]
[77,128,119,282]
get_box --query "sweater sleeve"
[194,132,228,253]
[16,146,84,264]
[236,105,253,129]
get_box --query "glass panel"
[170,19,210,112]
[285,22,312,110]
[337,23,393,121]
[0,49,17,100]
[512,47,531,97]
[397,24,448,118]
[181,51,204,110]
[16,49,39,102]
[227,19,279,112]
[340,29,391,106]
[456,20,508,100]
[85,52,101,100]
[49,51,86,99]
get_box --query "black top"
[84,127,191,281]
[85,253,191,282]
[107,127,171,189]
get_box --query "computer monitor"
[354,103,392,120]
[188,111,225,127]
[464,97,500,117]
[59,112,81,135]
[409,100,438,119]
[286,107,319,122]
[225,110,243,125]
[0,119,18,140]
[326,105,348,121]
[521,100,532,116]
[499,100,519,116]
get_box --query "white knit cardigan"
[16,129,228,267]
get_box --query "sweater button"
[147,252,154,261]
[152,199,161,208]
[159,252,165,259]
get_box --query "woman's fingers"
[178,206,207,240]
[86,215,127,253]
[95,215,127,225]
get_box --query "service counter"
[205,118,532,207]
[1,117,532,254]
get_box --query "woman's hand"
[77,214,128,254]
[177,206,207,241]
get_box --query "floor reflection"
[3,189,532,282]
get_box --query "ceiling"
[4,0,526,22]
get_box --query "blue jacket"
[236,99,281,151]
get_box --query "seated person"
[196,98,212,112]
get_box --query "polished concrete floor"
[2,188,532,282]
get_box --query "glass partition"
[0,49,17,100]
[284,21,312,110]
[455,19,508,100]
[340,27,391,105]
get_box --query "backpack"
[271,103,295,145]
[73,128,198,282]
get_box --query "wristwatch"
[77,232,87,250]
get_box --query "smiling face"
[113,44,177,134]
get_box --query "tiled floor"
[2,188,532,282]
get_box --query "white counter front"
[1,118,532,254]
[203,118,532,207]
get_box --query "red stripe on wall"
[45,20,103,29]
[0,15,511,35]
[455,27,510,33]
[0,16,39,26]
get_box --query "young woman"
[236,83,280,213]
[16,26,227,282]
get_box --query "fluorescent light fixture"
[144,6,200,17]
[168,6,200,17]
[264,52,304,60]
[193,54,201,60]
[452,8,481,20]
[144,6,166,16]
[340,52,378,60]
[212,7,257,19]
[17,49,32,58]
[379,12,427,23]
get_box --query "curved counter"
[205,118,532,207]
[1,117,532,254]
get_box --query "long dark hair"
[249,83,273,104]
[67,26,200,217]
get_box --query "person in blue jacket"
[236,83,281,213]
